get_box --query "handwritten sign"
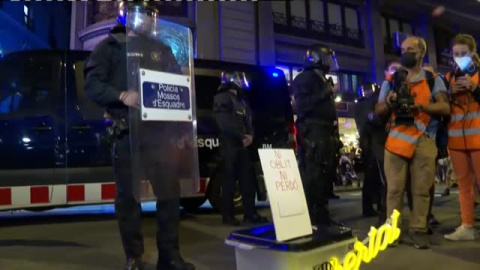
[139,68,193,122]
[258,149,312,241]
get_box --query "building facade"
[70,0,480,117]
[0,1,71,55]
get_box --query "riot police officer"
[213,71,268,226]
[85,2,194,270]
[354,84,384,218]
[292,45,339,226]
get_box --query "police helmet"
[118,1,159,36]
[304,45,339,72]
[221,71,249,90]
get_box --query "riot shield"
[126,13,199,201]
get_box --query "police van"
[0,50,295,213]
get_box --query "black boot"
[125,257,144,270]
[158,254,195,270]
[362,209,379,217]
[222,216,241,226]
[243,213,269,224]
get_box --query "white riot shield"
[126,13,199,201]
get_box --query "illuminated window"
[24,3,33,30]
[290,0,307,29]
[343,74,350,92]
[352,74,358,94]
[326,74,338,85]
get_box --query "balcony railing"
[291,16,307,29]
[311,20,325,33]
[329,24,343,37]
[273,12,288,25]
[273,12,364,48]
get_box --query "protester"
[443,34,480,241]
[376,36,450,249]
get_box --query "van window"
[194,68,292,124]
[195,75,221,110]
[73,60,105,120]
[246,71,292,123]
[0,55,60,119]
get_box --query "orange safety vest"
[384,74,433,159]
[445,72,480,150]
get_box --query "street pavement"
[0,188,479,270]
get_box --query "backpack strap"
[425,70,435,95]
[444,72,453,89]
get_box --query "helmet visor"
[222,71,250,89]
[326,52,339,72]
[122,3,159,36]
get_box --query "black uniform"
[213,83,257,222]
[84,25,187,268]
[354,91,385,218]
[293,67,337,226]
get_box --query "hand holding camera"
[386,92,397,107]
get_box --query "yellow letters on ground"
[329,210,401,270]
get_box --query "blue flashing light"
[272,72,279,78]
[251,225,275,236]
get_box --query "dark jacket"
[474,87,480,104]
[354,91,388,161]
[292,67,337,125]
[213,83,253,147]
[84,25,181,119]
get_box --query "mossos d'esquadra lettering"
[197,138,219,150]
[328,210,401,270]
[159,83,180,93]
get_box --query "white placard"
[258,149,312,242]
[139,68,193,122]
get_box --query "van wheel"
[180,197,207,212]
[208,167,244,215]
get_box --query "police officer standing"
[85,2,194,270]
[292,45,339,226]
[354,84,383,218]
[213,71,268,226]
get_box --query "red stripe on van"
[67,185,85,202]
[31,186,49,204]
[0,188,12,206]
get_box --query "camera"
[391,70,415,126]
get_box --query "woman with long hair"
[444,34,480,241]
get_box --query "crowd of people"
[353,34,480,248]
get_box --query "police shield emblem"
[151,51,161,62]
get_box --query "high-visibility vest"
[445,71,480,150]
[385,74,433,159]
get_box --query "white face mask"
[454,56,473,71]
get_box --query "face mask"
[401,52,418,69]
[454,56,472,71]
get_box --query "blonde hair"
[452,34,480,67]
[408,36,427,58]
